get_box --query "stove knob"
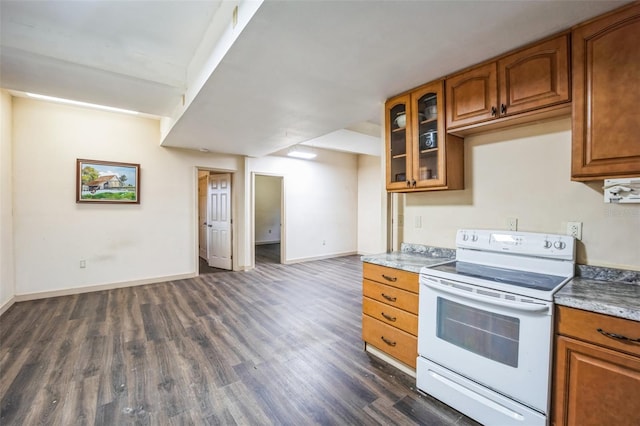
[471,234,478,242]
[543,240,552,249]
[461,233,469,241]
[554,241,566,250]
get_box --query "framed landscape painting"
[76,159,140,204]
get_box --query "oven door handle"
[423,279,551,313]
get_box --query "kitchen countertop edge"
[360,252,454,274]
[361,244,455,274]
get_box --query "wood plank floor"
[1,249,479,425]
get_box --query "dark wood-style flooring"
[1,247,478,425]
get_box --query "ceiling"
[0,0,629,157]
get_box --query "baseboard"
[0,296,16,317]
[13,272,197,303]
[255,240,281,245]
[283,251,357,265]
[365,343,416,378]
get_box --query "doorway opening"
[254,174,284,266]
[198,169,233,274]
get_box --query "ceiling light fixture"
[287,145,317,160]
[25,92,139,115]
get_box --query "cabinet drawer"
[363,279,419,314]
[363,296,418,336]
[363,263,419,293]
[556,306,640,357]
[362,315,417,368]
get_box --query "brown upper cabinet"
[446,34,571,134]
[571,2,640,181]
[385,80,463,192]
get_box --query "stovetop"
[428,261,568,292]
[419,229,577,301]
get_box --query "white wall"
[357,154,385,254]
[248,151,358,264]
[8,95,369,297]
[402,117,640,270]
[255,175,281,244]
[0,90,15,311]
[12,97,245,296]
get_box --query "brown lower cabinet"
[362,263,418,369]
[552,306,640,426]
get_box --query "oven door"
[417,274,553,413]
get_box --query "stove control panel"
[456,229,576,260]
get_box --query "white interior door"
[198,175,207,259]
[207,173,232,270]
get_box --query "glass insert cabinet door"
[386,94,412,190]
[385,81,448,191]
[411,81,444,186]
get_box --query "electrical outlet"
[322,240,326,246]
[507,217,518,231]
[567,222,582,240]
[415,216,422,228]
[80,260,86,269]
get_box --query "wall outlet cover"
[566,222,582,240]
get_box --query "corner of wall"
[0,89,16,308]
[0,296,15,317]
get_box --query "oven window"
[436,298,520,367]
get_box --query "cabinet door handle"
[412,179,416,187]
[406,180,411,187]
[501,103,507,114]
[597,328,640,344]
[381,312,397,322]
[381,274,397,282]
[491,106,497,116]
[381,293,397,302]
[381,336,397,347]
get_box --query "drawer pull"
[597,328,640,344]
[381,293,397,302]
[381,336,397,347]
[381,312,397,322]
[382,274,397,282]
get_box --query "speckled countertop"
[362,244,640,323]
[360,243,455,274]
[555,265,640,322]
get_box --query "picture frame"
[76,159,140,204]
